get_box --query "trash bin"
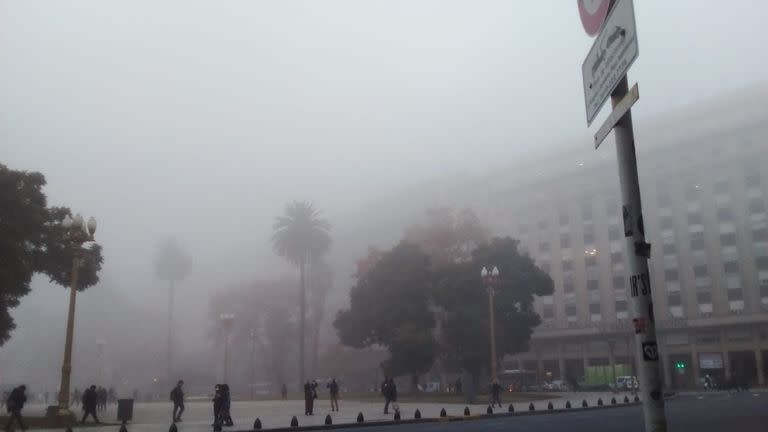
[117,399,134,423]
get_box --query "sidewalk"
[22,392,633,432]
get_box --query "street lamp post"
[57,213,97,418]
[220,313,235,383]
[249,328,257,400]
[481,266,500,383]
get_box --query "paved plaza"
[21,392,630,432]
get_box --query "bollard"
[582,399,588,408]
[597,398,603,406]
[254,418,262,430]
[565,400,572,409]
[624,395,630,404]
[611,397,617,405]
[356,412,364,423]
[394,410,401,421]
[324,415,332,425]
[547,402,553,410]
[464,406,470,416]
[169,423,178,432]
[118,425,127,432]
[486,405,493,414]
[528,402,535,411]
[440,408,447,417]
[508,404,514,413]
[290,416,298,428]
[633,395,640,403]
[414,409,421,419]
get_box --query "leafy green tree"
[0,164,104,346]
[434,237,553,397]
[334,242,437,391]
[155,237,192,379]
[272,201,331,385]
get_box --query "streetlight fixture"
[57,213,97,419]
[219,313,235,383]
[481,266,500,383]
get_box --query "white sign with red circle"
[578,0,613,36]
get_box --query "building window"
[587,279,599,291]
[560,234,571,248]
[694,265,708,277]
[749,199,766,214]
[664,269,678,281]
[566,304,577,317]
[727,289,743,301]
[563,280,575,293]
[723,261,739,274]
[613,276,624,290]
[611,252,623,264]
[589,303,601,313]
[669,306,684,318]
[746,172,761,188]
[717,208,733,221]
[562,259,573,271]
[584,231,595,245]
[714,180,729,194]
[755,228,768,242]
[538,219,549,231]
[725,274,741,289]
[662,243,676,255]
[756,256,768,270]
[688,213,703,225]
[720,232,737,246]
[697,291,712,303]
[691,235,706,250]
[542,304,554,320]
[539,241,550,252]
[685,183,701,200]
[668,292,682,306]
[585,255,597,267]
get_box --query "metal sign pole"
[611,75,668,432]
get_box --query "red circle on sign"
[578,0,612,36]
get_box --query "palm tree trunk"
[299,258,306,389]
[311,321,320,377]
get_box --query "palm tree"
[154,237,192,381]
[272,201,331,386]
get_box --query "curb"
[240,402,642,432]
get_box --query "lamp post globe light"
[220,313,235,383]
[57,213,97,420]
[481,266,500,383]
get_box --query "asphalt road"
[336,392,767,432]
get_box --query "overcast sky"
[2,0,767,380]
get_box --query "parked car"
[615,376,639,390]
[543,380,568,391]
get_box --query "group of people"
[212,384,233,427]
[301,378,341,416]
[72,386,114,411]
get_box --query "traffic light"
[674,361,686,369]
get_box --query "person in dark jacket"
[170,380,185,422]
[381,377,397,414]
[490,380,502,408]
[5,385,27,431]
[280,383,287,400]
[303,381,314,415]
[220,384,233,426]
[212,385,222,426]
[81,385,100,424]
[327,379,340,412]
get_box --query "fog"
[1,0,767,394]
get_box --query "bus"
[498,369,538,392]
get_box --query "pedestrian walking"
[212,385,223,427]
[170,380,185,422]
[280,383,287,400]
[327,379,340,412]
[220,384,233,426]
[81,385,100,424]
[5,385,27,432]
[455,377,463,394]
[490,380,502,408]
[303,381,314,415]
[72,388,81,407]
[381,377,397,414]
